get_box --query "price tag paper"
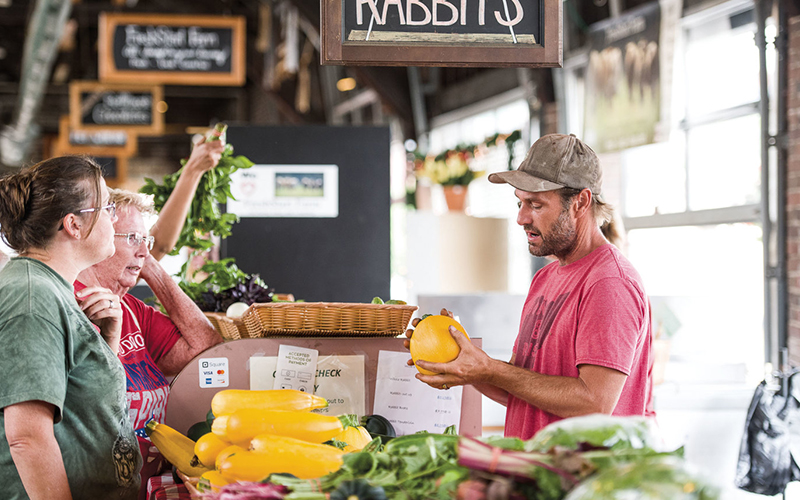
[373,350,462,436]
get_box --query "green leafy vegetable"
[177,258,274,312]
[139,125,254,258]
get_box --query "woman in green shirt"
[0,156,141,499]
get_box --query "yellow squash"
[211,389,328,416]
[145,420,211,477]
[211,415,230,440]
[409,315,470,375]
[197,470,230,493]
[215,444,247,471]
[192,432,231,469]
[334,425,373,452]
[226,409,350,446]
[220,435,343,481]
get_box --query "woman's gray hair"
[108,188,155,215]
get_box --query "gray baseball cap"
[488,133,602,195]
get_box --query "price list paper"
[373,350,462,436]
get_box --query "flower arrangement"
[416,147,484,186]
[412,130,523,187]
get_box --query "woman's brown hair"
[0,155,104,253]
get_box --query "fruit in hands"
[409,315,470,375]
[211,389,328,416]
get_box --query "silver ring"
[108,299,114,309]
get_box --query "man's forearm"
[481,362,623,419]
[472,382,510,406]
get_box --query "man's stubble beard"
[527,208,577,259]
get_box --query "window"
[563,0,769,387]
[620,2,768,386]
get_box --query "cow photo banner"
[583,1,662,153]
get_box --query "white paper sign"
[198,357,229,388]
[249,355,366,416]
[273,345,318,392]
[373,350,462,436]
[228,165,339,218]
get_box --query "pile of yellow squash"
[187,389,372,492]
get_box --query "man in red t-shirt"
[407,134,655,439]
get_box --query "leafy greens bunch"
[139,124,271,313]
[267,416,716,500]
[178,258,273,312]
[266,430,467,500]
[139,124,254,257]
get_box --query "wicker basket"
[204,312,249,340]
[241,302,418,338]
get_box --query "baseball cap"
[488,133,602,196]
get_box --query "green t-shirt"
[0,258,141,499]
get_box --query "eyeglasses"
[77,202,116,219]
[58,201,116,231]
[115,232,155,251]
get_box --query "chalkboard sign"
[322,0,562,66]
[57,116,138,157]
[50,144,129,188]
[70,81,163,135]
[99,13,246,86]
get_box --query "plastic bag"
[526,414,661,453]
[734,376,800,495]
[564,455,720,500]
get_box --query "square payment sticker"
[199,357,229,388]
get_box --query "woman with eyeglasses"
[0,156,140,500]
[76,188,221,499]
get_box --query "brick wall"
[787,15,800,364]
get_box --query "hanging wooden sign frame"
[69,81,163,135]
[99,13,246,86]
[57,116,138,157]
[321,0,562,67]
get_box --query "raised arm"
[5,401,72,500]
[148,139,225,261]
[138,253,222,376]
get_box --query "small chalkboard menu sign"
[322,0,561,67]
[99,13,246,86]
[57,116,138,157]
[70,81,163,135]
[50,145,129,188]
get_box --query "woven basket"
[241,302,418,338]
[204,312,249,340]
